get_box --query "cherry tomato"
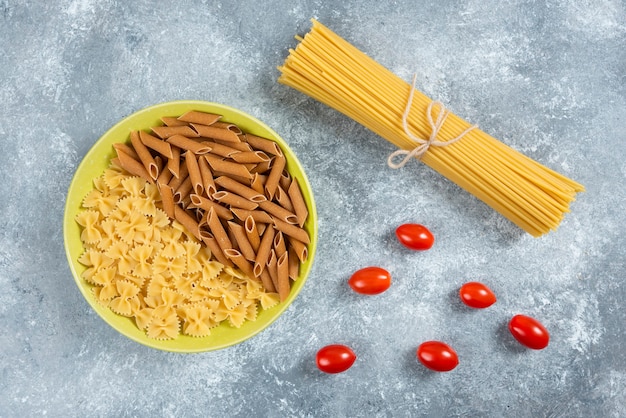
[316,344,357,374]
[395,224,434,251]
[348,267,391,295]
[416,341,459,372]
[459,282,497,308]
[508,314,550,350]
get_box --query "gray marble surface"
[1,0,625,417]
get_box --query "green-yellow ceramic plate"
[63,101,317,353]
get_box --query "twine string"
[387,74,478,169]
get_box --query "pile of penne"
[112,110,310,301]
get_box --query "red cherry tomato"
[348,267,391,295]
[316,344,357,374]
[459,282,497,308]
[416,341,459,372]
[395,224,434,251]
[508,314,550,350]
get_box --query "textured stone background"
[1,0,624,417]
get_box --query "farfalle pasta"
[76,166,280,340]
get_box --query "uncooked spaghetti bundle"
[278,19,584,237]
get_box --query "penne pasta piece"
[227,221,256,261]
[130,130,159,180]
[206,207,233,253]
[275,186,294,213]
[212,138,252,152]
[191,124,241,143]
[204,153,252,180]
[288,245,300,280]
[160,184,176,219]
[288,237,308,263]
[253,225,275,277]
[266,250,280,291]
[185,151,204,196]
[264,154,286,200]
[114,148,153,183]
[197,156,217,196]
[232,208,274,224]
[167,161,189,191]
[244,215,261,252]
[152,125,199,139]
[200,230,233,267]
[249,159,272,175]
[276,251,290,301]
[250,173,267,194]
[279,169,292,191]
[273,217,310,244]
[212,191,258,211]
[139,131,174,159]
[223,249,255,279]
[273,231,287,256]
[259,269,276,293]
[288,178,309,227]
[258,200,298,224]
[113,142,140,161]
[160,116,189,127]
[166,134,212,154]
[211,121,243,134]
[189,194,233,220]
[177,110,221,126]
[167,145,181,178]
[244,133,283,156]
[173,176,193,204]
[174,205,201,240]
[214,176,266,203]
[202,141,241,158]
[230,151,271,164]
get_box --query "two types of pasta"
[277,20,584,237]
[77,110,310,339]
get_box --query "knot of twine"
[387,74,478,169]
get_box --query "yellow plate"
[63,101,317,352]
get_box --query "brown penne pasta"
[206,207,232,253]
[173,176,193,204]
[276,251,290,301]
[288,178,309,227]
[160,116,189,127]
[211,121,243,134]
[167,145,181,178]
[279,169,292,191]
[113,142,140,161]
[288,237,308,263]
[273,218,310,245]
[245,133,283,156]
[275,186,294,213]
[259,269,276,293]
[114,148,153,183]
[266,250,280,292]
[185,151,204,196]
[214,176,266,203]
[212,138,252,152]
[200,231,233,268]
[230,151,271,164]
[253,225,275,277]
[130,131,159,180]
[204,153,252,180]
[250,173,267,194]
[203,141,241,158]
[166,134,211,154]
[232,208,274,224]
[177,110,221,126]
[159,184,176,219]
[244,215,261,252]
[273,231,287,256]
[249,159,272,175]
[174,205,201,240]
[258,200,298,224]
[264,154,286,200]
[212,191,258,211]
[189,194,233,220]
[152,125,199,139]
[167,160,189,191]
[139,130,174,159]
[227,221,256,261]
[197,156,216,196]
[192,124,241,143]
[288,245,300,280]
[223,249,255,279]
